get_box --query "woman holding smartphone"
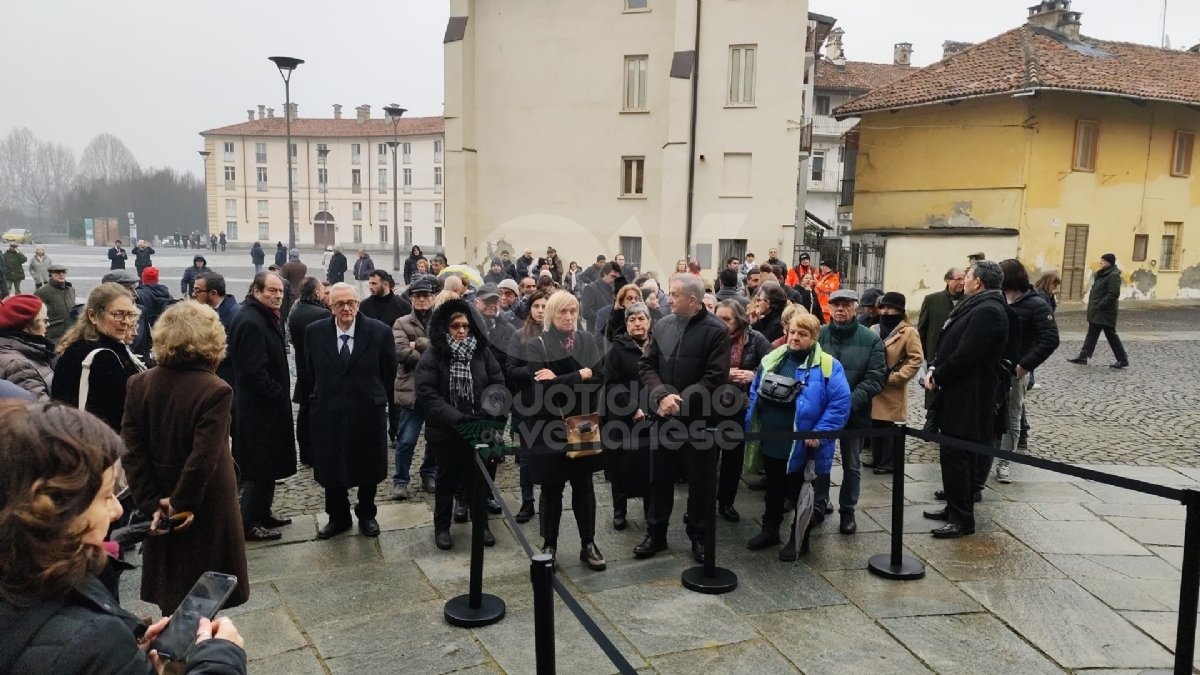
[0,402,247,674]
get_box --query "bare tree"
[78,132,140,184]
[0,128,40,212]
[25,142,76,226]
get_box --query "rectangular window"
[351,169,361,193]
[721,152,752,196]
[257,200,269,218]
[434,226,443,247]
[255,143,267,163]
[1161,222,1182,271]
[224,165,236,181]
[258,222,269,240]
[811,152,826,183]
[379,202,389,221]
[292,201,299,220]
[402,142,412,164]
[404,202,412,222]
[619,236,643,267]
[379,169,388,194]
[1073,120,1098,171]
[624,56,648,111]
[434,202,443,223]
[226,221,238,240]
[256,167,268,191]
[626,0,648,8]
[290,143,297,159]
[223,142,234,162]
[434,167,443,194]
[352,202,362,220]
[353,224,362,243]
[378,143,388,164]
[718,239,747,268]
[1132,234,1149,261]
[814,95,831,116]
[351,143,361,164]
[318,201,328,212]
[403,168,412,194]
[318,168,328,191]
[316,143,327,164]
[380,225,388,243]
[1172,131,1194,177]
[225,199,236,217]
[728,45,757,105]
[434,140,443,163]
[404,225,413,246]
[290,167,297,186]
[621,157,645,196]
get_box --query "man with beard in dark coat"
[359,270,412,328]
[636,273,731,562]
[581,262,621,332]
[922,260,1009,538]
[193,271,238,389]
[288,277,331,467]
[228,271,295,541]
[579,254,606,287]
[306,283,398,539]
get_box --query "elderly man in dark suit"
[917,267,965,410]
[306,282,398,539]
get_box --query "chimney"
[266,108,275,119]
[942,40,974,60]
[826,28,846,67]
[257,104,266,120]
[333,104,343,120]
[1027,0,1083,41]
[355,104,371,125]
[247,109,256,122]
[894,42,913,67]
[287,102,298,122]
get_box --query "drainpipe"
[684,0,702,261]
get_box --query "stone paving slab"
[1120,611,1200,667]
[244,536,383,582]
[717,546,848,615]
[747,605,932,675]
[986,481,1100,503]
[880,614,1063,675]
[960,579,1175,669]
[586,582,757,657]
[1105,516,1185,547]
[649,639,800,674]
[1076,482,1182,505]
[995,519,1150,556]
[1043,553,1182,581]
[908,532,1066,582]
[234,606,308,661]
[1085,502,1187,520]
[474,601,647,675]
[247,647,326,675]
[270,561,439,627]
[823,568,981,619]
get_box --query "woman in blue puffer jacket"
[744,311,850,561]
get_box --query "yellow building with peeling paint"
[835,1,1200,304]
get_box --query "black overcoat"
[305,315,397,488]
[929,292,1009,443]
[228,297,296,481]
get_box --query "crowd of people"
[1,237,1140,672]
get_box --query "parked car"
[3,228,33,244]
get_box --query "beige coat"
[871,319,924,423]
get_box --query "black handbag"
[758,372,803,404]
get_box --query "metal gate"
[793,230,885,294]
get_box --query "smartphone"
[150,572,239,661]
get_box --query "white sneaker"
[996,463,1012,484]
[1030,382,1042,390]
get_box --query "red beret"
[141,266,160,284]
[0,294,43,331]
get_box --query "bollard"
[445,445,507,627]
[1141,489,1200,675]
[681,432,738,594]
[867,426,926,581]
[531,553,556,675]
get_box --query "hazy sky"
[2,0,1195,175]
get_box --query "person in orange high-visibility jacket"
[813,260,840,322]
[785,252,815,288]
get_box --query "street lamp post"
[269,56,305,251]
[198,151,211,246]
[383,104,407,271]
[317,146,331,246]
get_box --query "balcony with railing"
[812,114,859,138]
[798,120,813,156]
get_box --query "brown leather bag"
[538,337,602,458]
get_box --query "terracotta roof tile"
[835,26,1200,117]
[200,116,444,138]
[814,59,916,94]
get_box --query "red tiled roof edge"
[200,116,445,138]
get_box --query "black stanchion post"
[531,553,556,675]
[682,431,737,594]
[1141,489,1200,675]
[445,445,507,627]
[867,425,925,581]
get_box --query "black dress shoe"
[1067,356,1088,365]
[931,523,975,538]
[317,520,352,540]
[873,465,894,475]
[821,501,834,515]
[486,497,503,515]
[839,511,857,534]
[923,507,950,521]
[1110,361,1129,369]
[359,518,380,537]
[778,536,798,562]
[934,490,982,503]
[435,530,453,550]
[453,499,469,523]
[747,529,781,550]
[718,503,740,523]
[262,513,292,528]
[483,528,496,547]
[515,500,535,524]
[633,534,667,559]
[691,540,706,564]
[245,526,282,542]
[421,476,436,493]
[683,512,690,526]
[746,476,768,491]
[612,510,627,531]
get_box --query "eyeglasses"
[332,300,358,310]
[448,322,471,331]
[192,287,211,296]
[105,310,141,322]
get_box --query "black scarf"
[948,289,1003,321]
[878,313,903,338]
